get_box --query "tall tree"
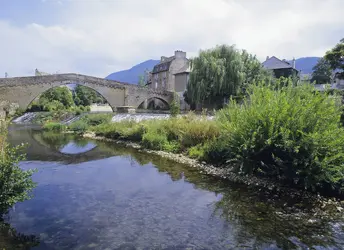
[324,38,344,79]
[138,75,146,87]
[186,45,272,108]
[310,57,332,84]
[186,45,243,108]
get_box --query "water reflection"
[3,127,344,249]
[0,219,40,249]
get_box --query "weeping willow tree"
[186,45,272,109]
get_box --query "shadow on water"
[0,219,40,249]
[2,125,343,249]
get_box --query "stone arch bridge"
[0,73,173,112]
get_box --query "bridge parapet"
[0,73,174,111]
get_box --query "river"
[1,125,343,249]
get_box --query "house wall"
[175,73,188,92]
[168,57,188,91]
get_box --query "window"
[155,81,158,89]
[162,79,166,89]
[154,74,158,80]
[164,72,167,78]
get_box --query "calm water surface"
[1,126,343,250]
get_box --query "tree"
[186,44,271,108]
[40,86,74,109]
[138,75,146,87]
[0,125,35,215]
[311,57,332,84]
[170,92,180,117]
[73,85,106,106]
[186,45,243,108]
[324,38,344,79]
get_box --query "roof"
[174,63,190,75]
[262,56,293,70]
[152,56,175,74]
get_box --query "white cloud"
[1,0,343,77]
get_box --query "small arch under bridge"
[0,73,173,111]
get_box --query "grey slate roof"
[262,56,293,70]
[152,56,175,74]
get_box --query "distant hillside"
[290,57,321,74]
[106,59,159,84]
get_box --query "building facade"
[262,56,299,78]
[148,51,189,92]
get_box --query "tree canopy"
[74,85,106,106]
[324,38,344,79]
[185,45,272,108]
[311,57,332,84]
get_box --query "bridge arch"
[138,96,170,110]
[0,74,174,111]
[26,83,110,112]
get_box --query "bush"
[142,131,168,150]
[68,120,89,133]
[214,83,344,194]
[170,93,180,117]
[0,126,35,214]
[43,122,66,131]
[82,114,112,126]
[92,121,145,141]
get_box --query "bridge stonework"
[0,73,173,111]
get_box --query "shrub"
[68,120,89,133]
[0,126,35,214]
[170,93,180,117]
[43,122,66,131]
[82,114,112,126]
[142,131,168,150]
[214,83,344,194]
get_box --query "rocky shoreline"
[82,132,344,213]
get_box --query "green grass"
[42,122,66,131]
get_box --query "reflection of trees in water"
[0,219,40,249]
[111,145,342,249]
[211,188,338,249]
[39,132,71,151]
[38,132,93,151]
[8,130,343,249]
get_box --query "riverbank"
[82,132,344,213]
[38,84,344,200]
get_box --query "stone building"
[148,50,189,91]
[262,56,299,78]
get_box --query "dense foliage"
[214,83,344,194]
[324,38,344,79]
[27,85,106,112]
[0,124,35,215]
[74,85,106,106]
[311,57,333,84]
[186,45,272,108]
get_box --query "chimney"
[175,50,186,59]
[292,58,296,69]
[266,56,269,61]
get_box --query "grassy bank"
[54,84,344,197]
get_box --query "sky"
[1,0,343,77]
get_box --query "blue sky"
[1,0,343,77]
